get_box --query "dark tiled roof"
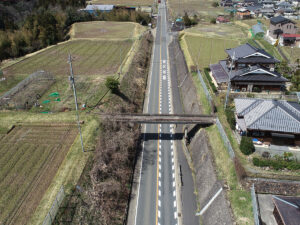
[225,43,276,61]
[270,15,295,25]
[236,56,279,64]
[231,65,288,82]
[210,63,229,83]
[272,196,300,225]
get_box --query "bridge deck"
[96,113,216,124]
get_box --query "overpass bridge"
[95,113,216,125]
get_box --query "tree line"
[0,0,151,62]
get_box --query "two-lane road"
[135,1,179,225]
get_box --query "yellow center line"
[156,6,163,225]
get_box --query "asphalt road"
[135,1,179,225]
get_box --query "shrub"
[225,107,236,130]
[252,157,300,170]
[240,136,255,155]
[212,2,219,7]
[210,18,216,24]
[105,77,120,93]
[183,12,192,27]
[204,68,217,93]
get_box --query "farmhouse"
[236,8,251,19]
[234,98,300,146]
[272,196,300,225]
[210,43,287,92]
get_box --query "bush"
[252,157,300,170]
[225,107,236,130]
[204,68,217,93]
[212,2,219,7]
[183,12,192,27]
[210,18,216,24]
[105,77,120,93]
[240,136,255,155]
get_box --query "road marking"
[159,172,161,178]
[174,212,177,219]
[159,190,161,196]
[171,151,173,156]
[159,180,161,187]
[159,150,161,155]
[159,164,161,170]
[196,187,223,216]
[171,145,174,149]
[159,157,161,162]
[163,75,166,80]
[173,181,175,187]
[172,173,175,178]
[158,200,161,207]
[172,158,174,163]
[174,201,177,207]
[172,165,174,170]
[173,190,176,197]
[158,210,161,218]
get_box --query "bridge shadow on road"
[142,132,184,141]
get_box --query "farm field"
[185,23,248,40]
[72,21,145,39]
[89,0,153,6]
[168,0,225,19]
[0,124,78,225]
[3,40,133,77]
[182,34,240,70]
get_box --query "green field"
[3,40,133,77]
[72,21,144,39]
[168,0,226,18]
[0,125,78,225]
[183,34,240,70]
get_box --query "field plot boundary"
[28,118,98,225]
[0,124,78,225]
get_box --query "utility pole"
[224,51,235,109]
[68,54,85,153]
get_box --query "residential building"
[234,98,300,146]
[268,15,297,39]
[210,43,287,92]
[279,33,300,47]
[272,196,300,225]
[236,8,252,19]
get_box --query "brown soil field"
[0,124,78,225]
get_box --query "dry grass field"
[168,0,225,18]
[186,23,248,40]
[72,21,145,39]
[0,124,78,225]
[3,40,133,77]
[89,0,153,6]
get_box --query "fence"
[197,69,212,104]
[0,70,55,109]
[251,184,260,225]
[42,185,65,225]
[216,118,235,159]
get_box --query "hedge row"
[253,157,300,170]
[204,68,217,93]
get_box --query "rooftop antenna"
[224,51,235,109]
[68,54,85,153]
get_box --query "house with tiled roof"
[209,43,287,92]
[234,98,300,146]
